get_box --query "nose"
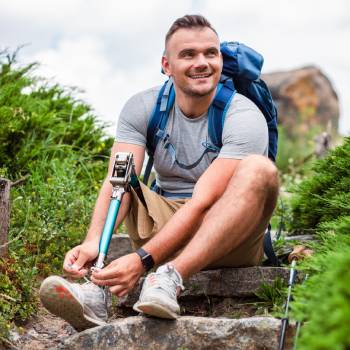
[194,53,209,70]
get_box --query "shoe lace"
[146,269,185,298]
[81,278,109,310]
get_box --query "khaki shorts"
[124,182,264,268]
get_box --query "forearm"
[84,179,131,243]
[142,199,207,264]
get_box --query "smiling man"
[40,15,279,330]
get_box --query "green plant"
[0,49,113,344]
[255,278,287,315]
[291,233,350,349]
[290,137,350,233]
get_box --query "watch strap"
[135,248,155,272]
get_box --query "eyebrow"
[178,47,219,57]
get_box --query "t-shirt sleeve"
[218,93,269,159]
[115,87,159,147]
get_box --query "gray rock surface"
[263,66,339,134]
[106,234,133,262]
[62,316,294,350]
[119,266,290,307]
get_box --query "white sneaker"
[39,276,108,331]
[133,264,185,319]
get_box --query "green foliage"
[0,258,37,341]
[285,136,350,349]
[276,125,318,175]
[291,230,350,350]
[0,49,113,180]
[255,278,286,315]
[0,50,113,342]
[290,137,350,232]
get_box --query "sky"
[1,0,349,136]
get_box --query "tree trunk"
[0,178,11,257]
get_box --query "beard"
[178,82,217,98]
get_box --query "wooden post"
[0,178,11,257]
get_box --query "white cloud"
[1,0,349,135]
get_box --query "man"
[40,14,279,330]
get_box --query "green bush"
[287,136,350,349]
[0,50,113,343]
[292,229,350,350]
[0,49,112,180]
[276,125,316,175]
[290,137,350,232]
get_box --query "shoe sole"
[133,301,179,319]
[39,276,106,331]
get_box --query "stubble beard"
[179,83,217,98]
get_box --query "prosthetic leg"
[94,152,136,270]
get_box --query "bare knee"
[234,155,279,190]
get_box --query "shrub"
[0,50,113,343]
[289,137,350,232]
[288,136,350,349]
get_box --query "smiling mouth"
[188,73,212,79]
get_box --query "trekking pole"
[93,152,135,270]
[278,258,297,350]
[292,274,309,350]
[278,246,313,350]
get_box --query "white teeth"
[190,74,211,79]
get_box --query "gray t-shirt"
[116,86,268,194]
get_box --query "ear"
[161,55,171,77]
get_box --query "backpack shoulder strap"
[144,79,175,185]
[207,80,236,150]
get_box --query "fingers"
[91,276,121,287]
[63,248,89,278]
[91,263,121,280]
[63,248,78,272]
[91,274,132,297]
[109,284,129,297]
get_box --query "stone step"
[61,316,295,350]
[107,234,292,309]
[118,266,291,308]
[106,234,132,262]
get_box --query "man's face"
[162,27,222,98]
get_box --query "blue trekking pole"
[94,152,135,270]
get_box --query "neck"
[175,88,217,118]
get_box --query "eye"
[206,49,218,58]
[179,50,195,58]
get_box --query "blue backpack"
[143,41,278,186]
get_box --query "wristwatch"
[135,248,155,272]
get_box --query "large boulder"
[61,316,295,350]
[263,66,339,135]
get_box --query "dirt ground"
[5,306,76,350]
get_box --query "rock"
[118,267,291,308]
[285,234,316,241]
[62,316,295,350]
[263,66,339,135]
[106,234,133,262]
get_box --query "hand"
[63,238,99,278]
[91,253,144,297]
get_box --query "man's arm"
[91,157,241,296]
[63,141,145,277]
[142,157,241,264]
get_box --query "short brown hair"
[165,15,218,46]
